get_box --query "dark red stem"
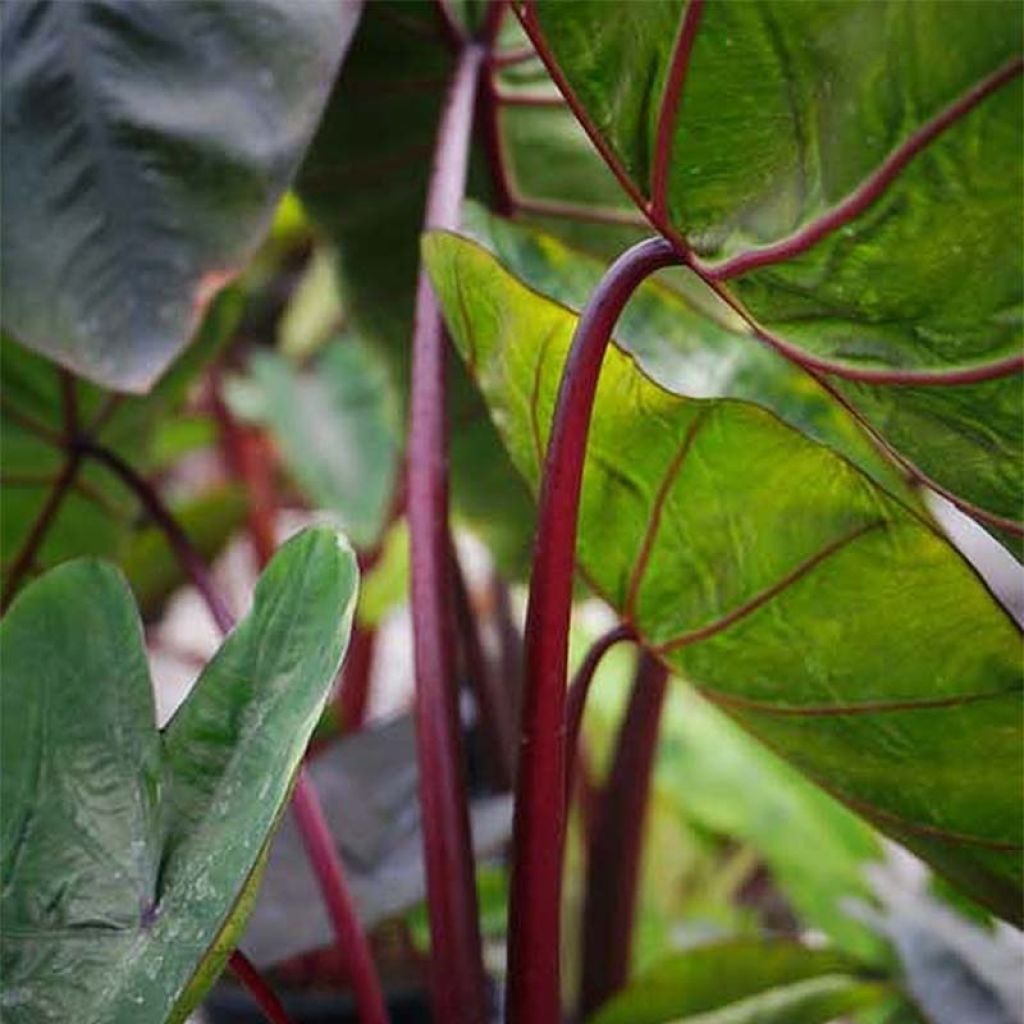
[407,40,490,1024]
[578,652,668,1019]
[451,542,517,790]
[1,374,83,611]
[507,237,679,1023]
[650,0,704,222]
[76,440,235,634]
[703,55,1023,280]
[228,951,295,1024]
[291,774,389,1024]
[563,625,634,815]
[336,622,377,733]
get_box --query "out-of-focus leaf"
[0,528,358,1023]
[240,715,513,968]
[851,855,1024,1024]
[1,289,242,602]
[120,484,248,618]
[0,0,360,392]
[588,940,893,1024]
[226,338,400,550]
[356,520,410,628]
[425,231,1023,924]
[278,246,346,362]
[657,686,887,962]
[523,0,1023,550]
[295,0,644,573]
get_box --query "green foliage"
[226,337,401,550]
[588,940,893,1024]
[0,529,358,1023]
[0,0,359,392]
[425,230,1023,923]
[528,0,1023,548]
[0,290,243,604]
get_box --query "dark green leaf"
[1,289,242,602]
[588,940,893,1024]
[424,231,1023,924]
[0,528,358,1022]
[525,0,1023,547]
[0,0,359,392]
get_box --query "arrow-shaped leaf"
[0,528,358,1023]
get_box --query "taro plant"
[1,2,1021,1024]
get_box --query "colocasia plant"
[1,2,1021,1024]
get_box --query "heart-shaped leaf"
[0,527,358,1023]
[588,940,894,1024]
[0,0,361,392]
[520,0,1023,551]
[424,230,1023,924]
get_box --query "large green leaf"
[424,231,1023,924]
[0,0,360,392]
[522,0,1023,548]
[225,337,400,551]
[588,940,893,1024]
[0,528,358,1023]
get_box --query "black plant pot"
[203,984,433,1024]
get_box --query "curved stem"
[507,237,680,1023]
[407,40,490,1024]
[563,624,634,814]
[77,440,235,634]
[291,773,388,1024]
[228,951,295,1024]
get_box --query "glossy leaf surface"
[588,940,892,1024]
[522,0,1023,546]
[226,338,400,550]
[0,528,358,1023]
[0,0,360,392]
[424,232,1023,923]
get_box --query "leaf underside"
[0,0,359,393]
